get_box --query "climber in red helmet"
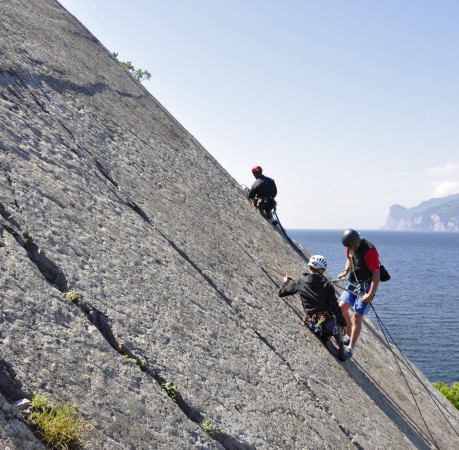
[247,165,278,226]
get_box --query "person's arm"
[338,248,351,280]
[361,269,380,302]
[247,184,258,207]
[247,180,260,199]
[362,249,380,302]
[278,276,298,297]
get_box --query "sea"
[288,229,459,385]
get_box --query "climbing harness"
[255,196,276,208]
[306,311,332,322]
[331,278,364,298]
[305,312,328,334]
[305,312,340,337]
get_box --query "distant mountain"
[382,193,459,231]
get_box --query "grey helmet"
[308,255,327,271]
[341,229,360,247]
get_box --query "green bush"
[433,381,459,410]
[29,393,87,449]
[112,52,151,82]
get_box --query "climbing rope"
[244,193,457,444]
[332,278,456,448]
[272,209,309,264]
[367,294,459,443]
[261,227,458,447]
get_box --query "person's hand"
[337,271,347,280]
[361,292,373,303]
[283,275,293,283]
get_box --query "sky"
[58,0,459,229]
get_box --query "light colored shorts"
[339,282,372,316]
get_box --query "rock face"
[382,194,459,231]
[1,1,459,449]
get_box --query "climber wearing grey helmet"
[337,229,381,358]
[278,255,348,361]
[308,255,328,271]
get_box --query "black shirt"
[247,175,277,200]
[278,273,347,327]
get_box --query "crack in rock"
[0,202,68,291]
[84,156,236,309]
[69,293,252,449]
[0,359,29,402]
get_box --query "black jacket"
[247,175,277,200]
[278,273,347,327]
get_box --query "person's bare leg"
[349,312,363,348]
[339,301,352,337]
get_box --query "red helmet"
[251,165,262,174]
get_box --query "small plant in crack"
[201,419,220,435]
[160,381,177,401]
[64,290,79,302]
[28,392,88,449]
[123,354,139,364]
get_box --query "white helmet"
[308,255,327,271]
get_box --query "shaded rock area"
[1,0,459,448]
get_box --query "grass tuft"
[29,393,87,449]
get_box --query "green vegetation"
[160,381,177,401]
[31,393,49,410]
[64,290,79,302]
[433,381,459,410]
[201,419,220,435]
[28,393,87,449]
[123,354,138,363]
[122,353,146,368]
[112,52,151,82]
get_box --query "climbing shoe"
[344,347,354,358]
[343,335,350,345]
[271,220,278,226]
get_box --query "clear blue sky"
[59,0,459,229]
